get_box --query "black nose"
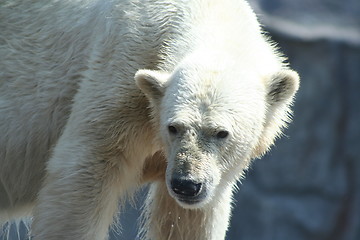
[171,178,202,197]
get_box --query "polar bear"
[0,0,299,239]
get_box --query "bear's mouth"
[175,194,206,205]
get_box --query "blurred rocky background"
[2,0,359,239]
[228,0,360,239]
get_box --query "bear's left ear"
[252,69,300,159]
[135,69,170,102]
[266,69,300,105]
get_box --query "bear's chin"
[169,189,212,209]
[173,196,209,209]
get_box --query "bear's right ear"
[135,69,170,102]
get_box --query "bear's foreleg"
[30,112,144,240]
[31,138,127,240]
[140,181,234,240]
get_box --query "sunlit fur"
[0,0,299,239]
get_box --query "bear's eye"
[168,125,178,135]
[216,130,229,139]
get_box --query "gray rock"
[227,0,360,239]
[228,39,360,240]
[249,0,360,46]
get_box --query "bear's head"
[135,53,299,209]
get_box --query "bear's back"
[0,0,103,209]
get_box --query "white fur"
[0,0,299,239]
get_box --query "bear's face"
[135,59,299,209]
[158,66,268,208]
